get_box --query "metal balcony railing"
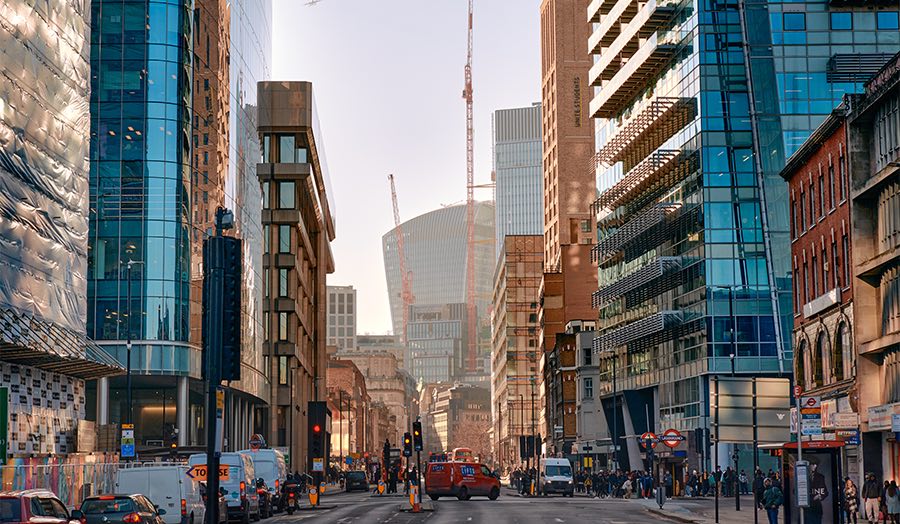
[595,97,696,167]
[593,256,681,307]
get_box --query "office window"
[812,253,819,297]
[279,312,288,340]
[800,188,807,230]
[278,181,295,209]
[818,172,825,218]
[279,135,296,163]
[839,151,847,201]
[263,135,271,162]
[279,225,291,253]
[803,259,810,304]
[583,378,593,399]
[808,180,815,227]
[580,219,591,232]
[833,239,840,289]
[783,13,806,30]
[877,11,899,30]
[791,197,797,239]
[830,12,852,30]
[842,235,850,286]
[583,349,592,366]
[279,269,289,297]
[821,245,828,291]
[828,162,836,210]
[278,356,288,385]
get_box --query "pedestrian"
[845,477,861,524]
[884,481,893,524]
[739,470,749,495]
[886,481,900,524]
[864,473,882,523]
[762,477,784,524]
[623,477,633,499]
[665,471,673,498]
[754,469,766,508]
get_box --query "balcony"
[589,0,639,53]
[590,32,682,118]
[592,310,682,351]
[592,256,681,307]
[597,150,686,211]
[589,0,617,23]
[593,203,679,264]
[595,97,696,167]
[589,0,678,64]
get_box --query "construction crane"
[462,0,477,373]
[389,174,414,344]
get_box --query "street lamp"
[124,259,144,426]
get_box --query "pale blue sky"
[273,0,542,334]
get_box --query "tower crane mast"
[389,174,414,344]
[463,0,477,372]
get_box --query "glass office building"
[588,0,900,467]
[88,0,272,448]
[493,104,544,252]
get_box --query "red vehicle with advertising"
[424,462,500,501]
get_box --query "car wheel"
[429,495,439,501]
[457,486,468,501]
[488,487,500,501]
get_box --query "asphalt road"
[264,488,683,524]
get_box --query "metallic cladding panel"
[0,0,92,333]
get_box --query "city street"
[266,489,693,524]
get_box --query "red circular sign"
[793,385,803,398]
[640,432,658,449]
[660,429,684,449]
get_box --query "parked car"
[73,495,166,524]
[237,449,285,513]
[188,453,259,524]
[539,457,574,497]
[116,466,205,524]
[344,471,369,492]
[0,489,77,524]
[424,462,500,501]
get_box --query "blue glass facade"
[590,0,900,433]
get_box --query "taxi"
[424,462,500,501]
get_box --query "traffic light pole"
[203,209,228,524]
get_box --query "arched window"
[796,339,806,389]
[834,323,845,381]
[815,331,827,387]
[799,340,810,389]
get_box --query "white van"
[188,453,260,524]
[237,449,286,508]
[539,457,574,497]
[115,465,205,524]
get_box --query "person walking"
[623,477,633,499]
[864,473,883,523]
[739,470,749,495]
[762,478,784,524]
[885,481,900,524]
[845,477,861,524]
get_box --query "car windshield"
[545,465,571,477]
[347,471,366,480]
[81,498,135,514]
[0,499,21,523]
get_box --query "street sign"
[345,456,353,465]
[186,464,229,481]
[660,429,685,449]
[121,423,136,459]
[389,448,401,459]
[801,396,823,436]
[639,432,659,449]
[795,461,810,507]
[249,434,265,450]
[794,385,803,398]
[312,458,324,472]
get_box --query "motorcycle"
[285,490,297,515]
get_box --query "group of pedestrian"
[844,473,900,524]
[683,466,759,498]
[511,467,537,495]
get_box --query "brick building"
[780,106,858,478]
[326,359,371,467]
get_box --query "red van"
[0,490,77,524]
[424,462,500,501]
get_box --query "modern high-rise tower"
[587,0,900,471]
[87,0,273,448]
[493,104,544,252]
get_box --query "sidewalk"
[635,495,771,523]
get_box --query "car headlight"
[568,480,573,484]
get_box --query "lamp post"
[124,259,144,426]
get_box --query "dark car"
[344,471,369,492]
[0,489,77,524]
[73,495,166,524]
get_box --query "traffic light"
[382,439,391,464]
[308,401,328,468]
[519,436,527,460]
[402,432,412,457]
[167,430,178,457]
[525,435,534,458]
[694,428,703,453]
[201,233,243,381]
[412,421,423,451]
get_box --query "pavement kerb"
[646,507,703,524]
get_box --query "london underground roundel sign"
[660,428,686,449]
